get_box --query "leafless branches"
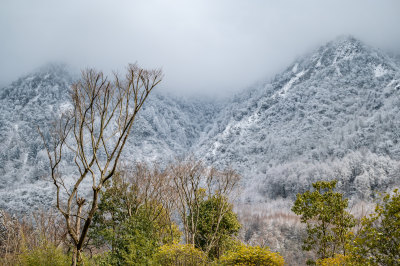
[116,162,171,221]
[39,63,162,265]
[167,158,240,250]
[0,209,67,265]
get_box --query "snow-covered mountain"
[0,64,74,210]
[196,36,400,201]
[1,36,400,212]
[0,64,221,212]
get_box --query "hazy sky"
[1,0,400,96]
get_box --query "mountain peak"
[1,62,74,104]
[8,62,74,88]
[276,35,399,90]
[331,35,361,46]
[324,35,366,58]
[36,62,71,76]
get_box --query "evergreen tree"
[189,193,241,259]
[292,180,355,263]
[350,189,400,265]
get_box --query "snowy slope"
[196,36,400,200]
[1,36,400,212]
[0,64,221,212]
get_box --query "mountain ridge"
[195,35,400,200]
[1,36,400,212]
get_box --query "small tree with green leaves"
[350,188,400,265]
[168,159,240,258]
[292,180,355,263]
[89,165,180,265]
[189,193,241,260]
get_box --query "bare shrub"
[0,209,67,265]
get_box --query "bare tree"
[39,63,162,265]
[0,209,67,265]
[120,163,170,219]
[168,158,240,254]
[203,167,240,255]
[169,159,205,245]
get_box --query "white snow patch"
[209,109,262,157]
[23,153,28,166]
[316,58,322,67]
[232,110,260,132]
[211,141,221,156]
[31,94,40,103]
[386,79,397,88]
[374,64,387,78]
[273,70,306,98]
[336,66,342,76]
[335,42,357,62]
[59,102,73,115]
[340,52,356,61]
[292,63,298,73]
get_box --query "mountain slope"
[196,36,400,200]
[0,64,221,212]
[1,36,400,212]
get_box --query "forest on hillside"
[1,63,399,266]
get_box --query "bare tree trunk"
[169,158,240,254]
[39,64,162,265]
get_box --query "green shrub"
[219,244,284,266]
[18,241,69,266]
[316,254,350,266]
[154,243,208,265]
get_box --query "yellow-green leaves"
[219,243,284,266]
[350,189,400,265]
[154,244,208,266]
[292,180,355,263]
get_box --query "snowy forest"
[0,35,400,265]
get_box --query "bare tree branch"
[39,63,162,265]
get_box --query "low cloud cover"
[1,0,400,96]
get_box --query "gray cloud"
[1,0,400,96]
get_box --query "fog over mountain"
[1,0,400,96]
[1,36,400,213]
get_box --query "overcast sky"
[1,0,400,96]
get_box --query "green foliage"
[18,241,69,266]
[316,254,352,266]
[292,180,355,262]
[219,243,284,266]
[153,243,208,266]
[349,189,400,265]
[90,173,180,265]
[189,193,241,259]
[97,213,159,265]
